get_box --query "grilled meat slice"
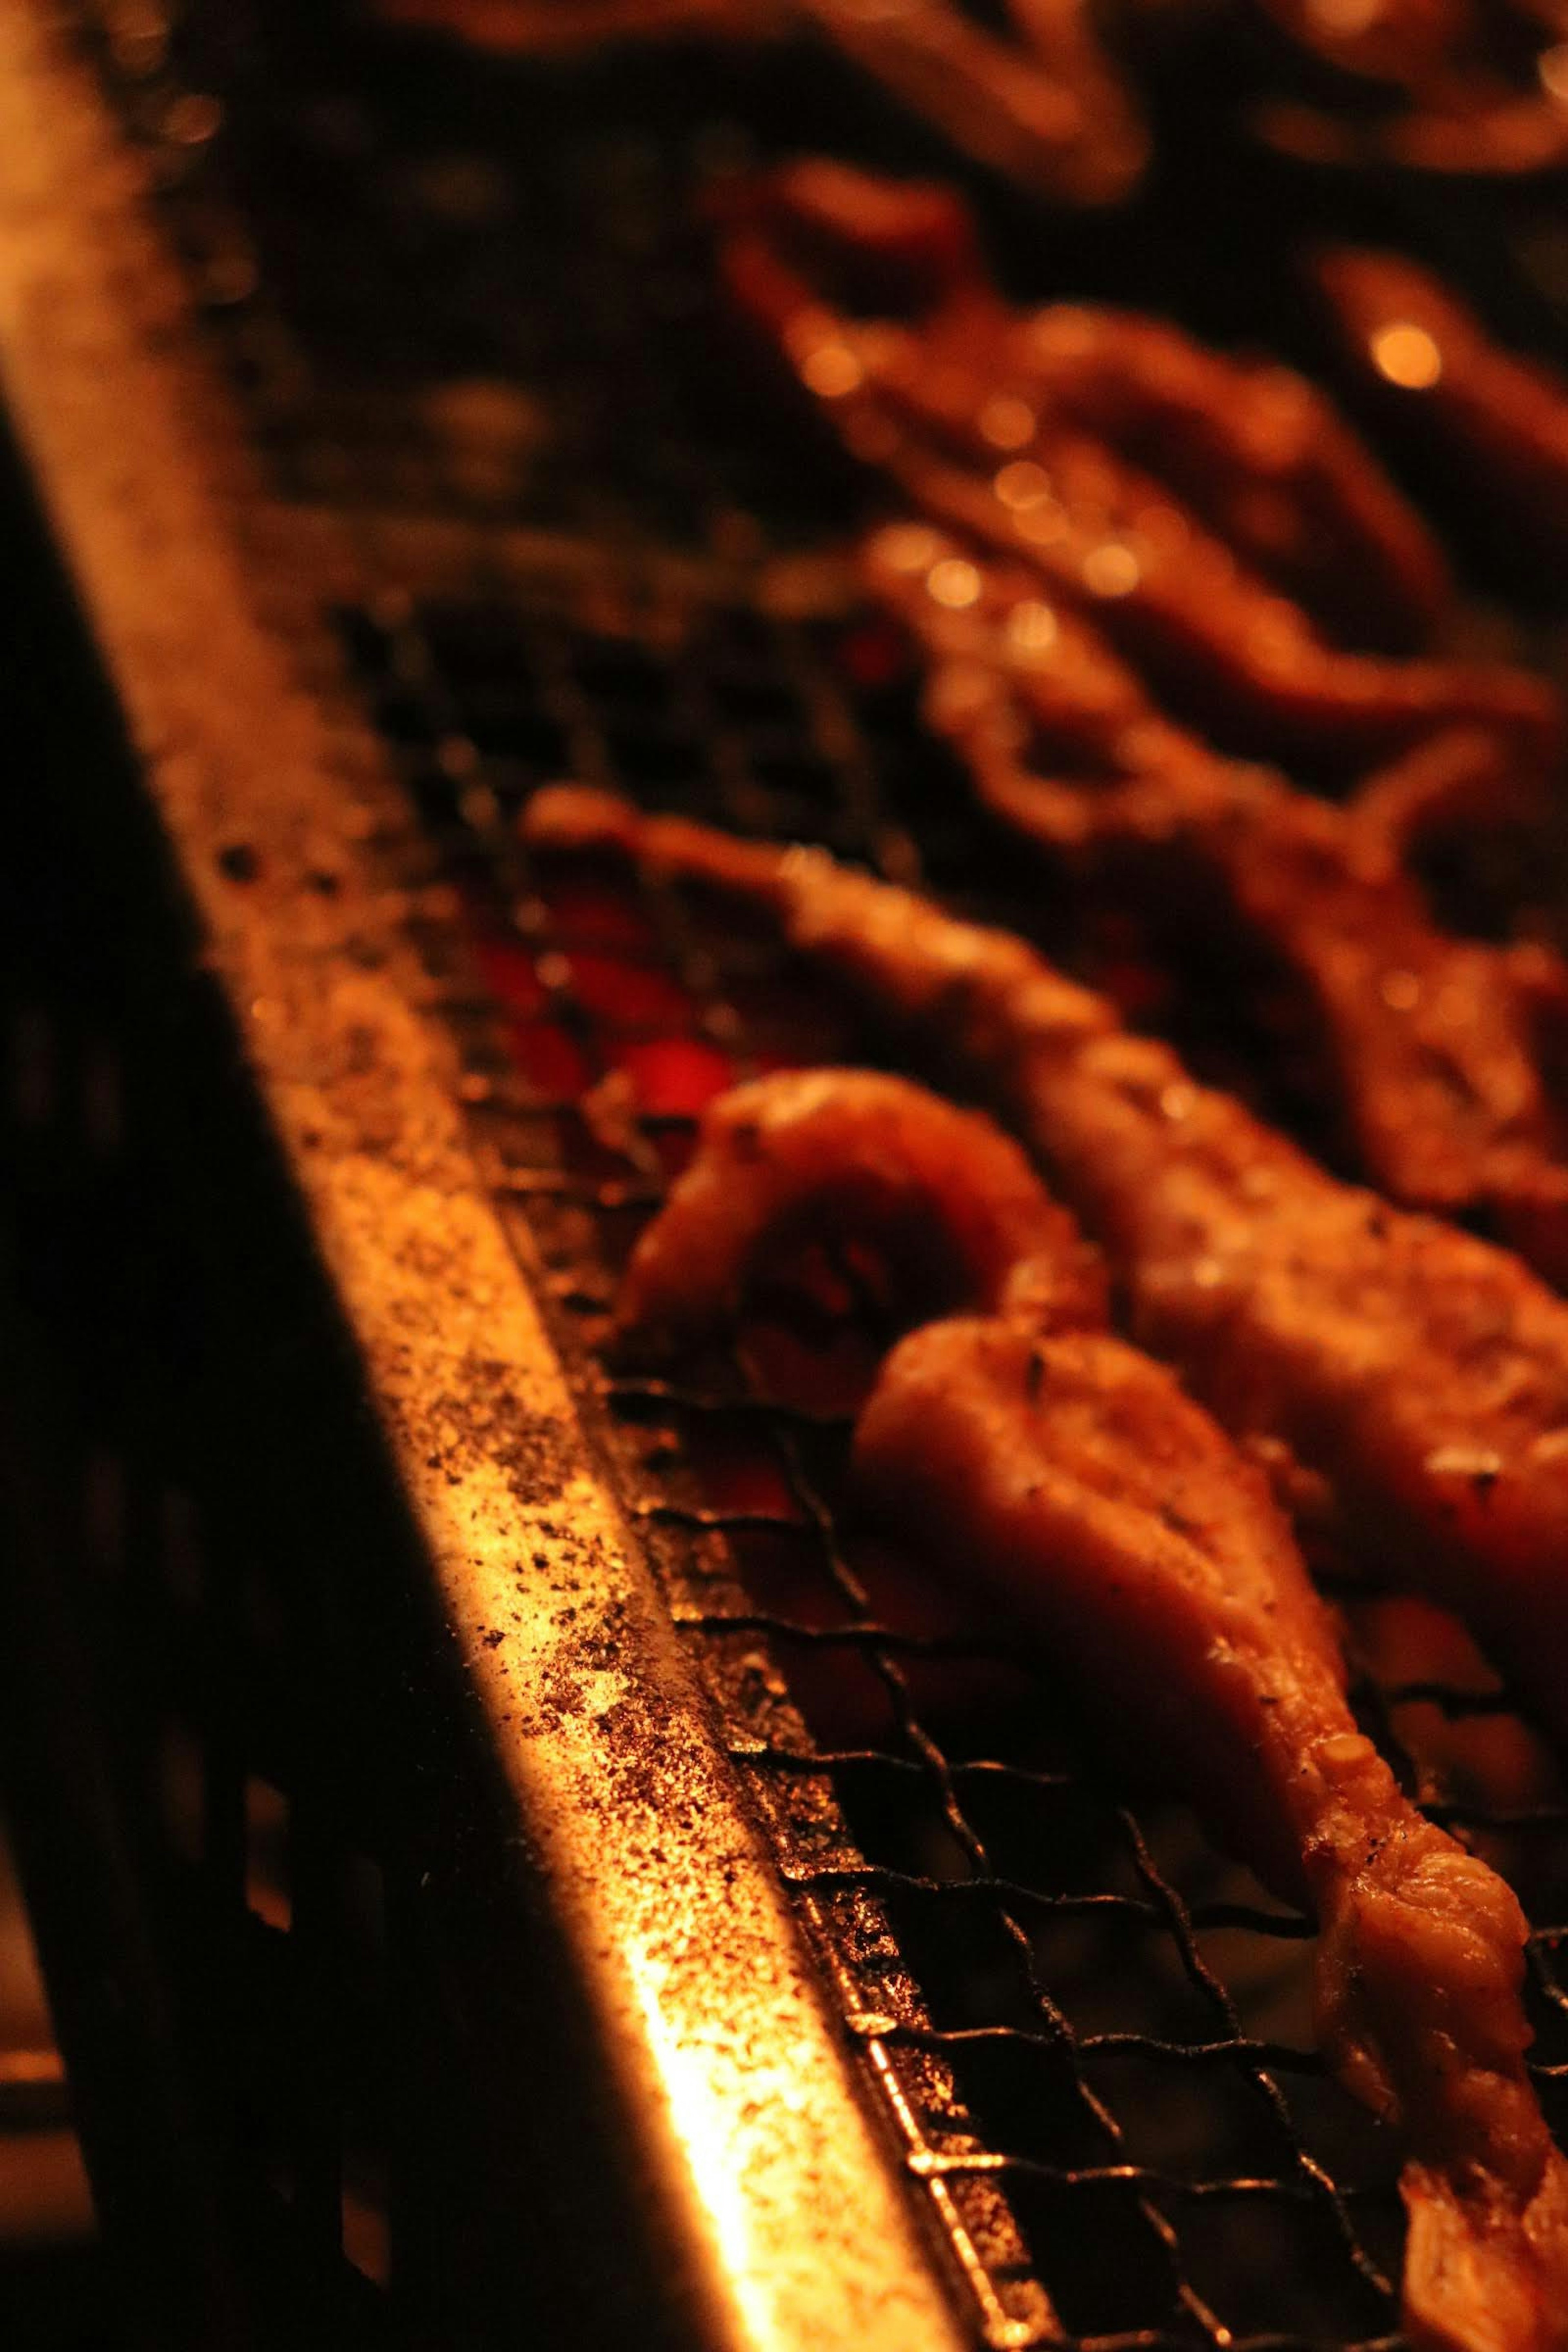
[616,1063,1106,1348]
[860,1316,1568,2352]
[862,517,1568,1270]
[720,162,1557,759]
[1315,248,1568,576]
[1247,0,1568,179]
[892,438,1551,766]
[1252,0,1494,106]
[622,1063,1568,2352]
[1011,297,1452,651]
[523,786,1568,1742]
[306,0,1568,189]
[1255,87,1568,176]
[374,0,1147,206]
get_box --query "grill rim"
[0,13,982,2348]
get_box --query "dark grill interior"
[20,1,1568,2343]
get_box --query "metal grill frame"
[0,12,978,2348]
[9,6,1568,2349]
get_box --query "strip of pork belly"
[1256,85,1568,176]
[860,517,1568,1270]
[1315,248,1568,575]
[885,438,1552,767]
[719,154,1446,644]
[523,785,1568,1746]
[621,1065,1568,2352]
[797,0,1148,209]
[1011,299,1453,653]
[615,1063,1108,1348]
[719,163,1557,760]
[860,1318,1568,2352]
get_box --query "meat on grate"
[713,160,1568,1281]
[1315,247,1568,575]
[619,1064,1568,2352]
[522,784,1568,1762]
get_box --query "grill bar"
[0,14,979,2347]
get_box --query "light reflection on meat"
[523,786,1568,1761]
[719,161,1555,758]
[1316,247,1568,577]
[859,516,1568,1280]
[619,1063,1568,2352]
[986,298,1455,655]
[704,163,1568,1277]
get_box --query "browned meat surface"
[863,1329,1568,2352]
[1249,0,1568,177]
[1316,248,1568,574]
[372,0,1147,205]
[1254,0,1487,99]
[1011,297,1454,651]
[861,518,1568,1272]
[622,1063,1568,2352]
[800,0,1147,208]
[616,1063,1106,1345]
[720,161,1556,757]
[524,786,1568,1748]
[372,0,1568,185]
[705,166,1568,1267]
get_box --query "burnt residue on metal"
[0,15,978,2352]
[11,4,1568,2350]
[423,1367,575,1507]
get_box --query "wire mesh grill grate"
[344,575,1568,2349]
[60,3,1568,2342]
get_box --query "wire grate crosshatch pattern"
[338,571,1568,2350]
[52,2,1568,2341]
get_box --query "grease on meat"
[1316,248,1568,576]
[721,161,1557,759]
[617,1063,1105,1346]
[523,787,1568,1747]
[623,1062,1568,2352]
[861,517,1568,1275]
[1250,0,1568,177]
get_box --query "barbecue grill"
[4,4,1568,2345]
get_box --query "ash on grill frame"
[4,3,1568,2348]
